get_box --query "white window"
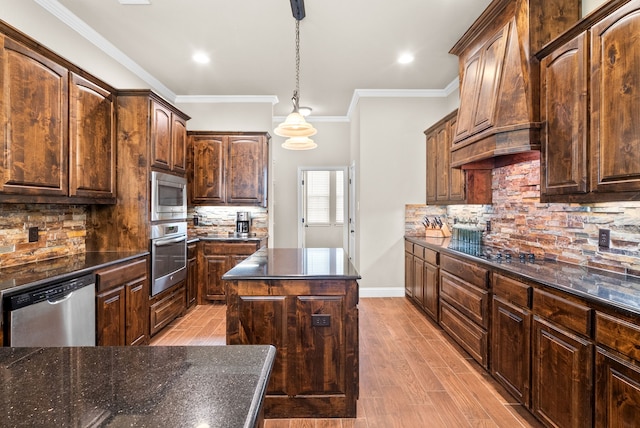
[306,171,330,224]
[335,170,344,224]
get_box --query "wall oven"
[150,222,187,296]
[151,171,187,222]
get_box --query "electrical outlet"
[486,220,491,232]
[28,226,39,243]
[598,229,610,248]
[311,314,331,327]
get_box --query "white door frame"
[297,166,349,249]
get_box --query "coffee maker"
[235,211,251,236]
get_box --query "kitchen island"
[0,345,275,428]
[222,247,360,418]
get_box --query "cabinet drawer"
[424,248,438,266]
[440,300,488,368]
[440,270,489,328]
[441,254,488,289]
[533,289,592,337]
[596,311,640,362]
[492,273,531,308]
[150,284,185,335]
[202,242,258,255]
[404,241,414,253]
[96,258,147,292]
[413,245,424,260]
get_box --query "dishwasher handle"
[48,291,75,304]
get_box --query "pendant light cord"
[293,19,301,110]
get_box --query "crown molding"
[35,0,176,102]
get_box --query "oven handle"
[153,236,186,247]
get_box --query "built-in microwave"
[150,171,187,222]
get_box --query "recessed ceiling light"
[192,52,210,64]
[398,53,415,64]
[119,0,151,4]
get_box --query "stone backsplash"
[0,204,87,268]
[188,206,268,237]
[406,159,640,276]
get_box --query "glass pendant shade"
[281,136,317,150]
[274,111,317,138]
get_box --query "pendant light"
[275,19,317,150]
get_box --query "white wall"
[353,95,458,296]
[272,121,351,248]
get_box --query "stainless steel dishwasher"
[4,273,96,346]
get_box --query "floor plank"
[150,298,543,428]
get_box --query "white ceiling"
[42,0,492,118]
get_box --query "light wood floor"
[150,298,543,428]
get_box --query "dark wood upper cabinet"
[449,0,581,168]
[188,131,269,207]
[425,110,491,205]
[540,32,589,199]
[591,1,640,195]
[0,36,69,198]
[151,100,188,175]
[69,73,116,200]
[0,22,116,204]
[538,0,640,202]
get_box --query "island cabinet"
[438,254,490,368]
[449,0,580,168]
[595,311,640,427]
[0,24,116,204]
[425,110,492,205]
[95,256,150,346]
[224,248,360,419]
[198,239,267,303]
[491,273,532,407]
[539,0,640,202]
[531,288,593,428]
[188,132,269,207]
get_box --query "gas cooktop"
[447,242,540,263]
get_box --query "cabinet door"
[425,130,438,203]
[233,295,288,395]
[491,296,531,406]
[540,32,588,197]
[596,347,640,428]
[423,262,438,320]
[454,51,482,142]
[186,243,198,308]
[1,37,68,196]
[96,286,126,346]
[447,116,465,201]
[404,251,413,297]
[125,275,149,346]
[69,73,115,200]
[412,256,424,307]
[531,317,593,428]
[203,254,228,300]
[191,136,225,204]
[435,123,450,201]
[591,2,640,194]
[171,114,187,173]
[226,136,265,206]
[151,100,172,171]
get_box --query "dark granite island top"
[0,345,275,428]
[222,247,360,280]
[223,248,360,419]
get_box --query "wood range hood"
[448,0,581,170]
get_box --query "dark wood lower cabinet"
[531,316,593,428]
[423,261,439,320]
[96,256,149,346]
[149,282,186,336]
[186,242,198,309]
[491,296,531,406]
[596,347,640,427]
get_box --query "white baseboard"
[359,287,405,298]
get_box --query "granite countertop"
[0,251,149,295]
[222,247,361,280]
[0,344,276,428]
[405,235,640,316]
